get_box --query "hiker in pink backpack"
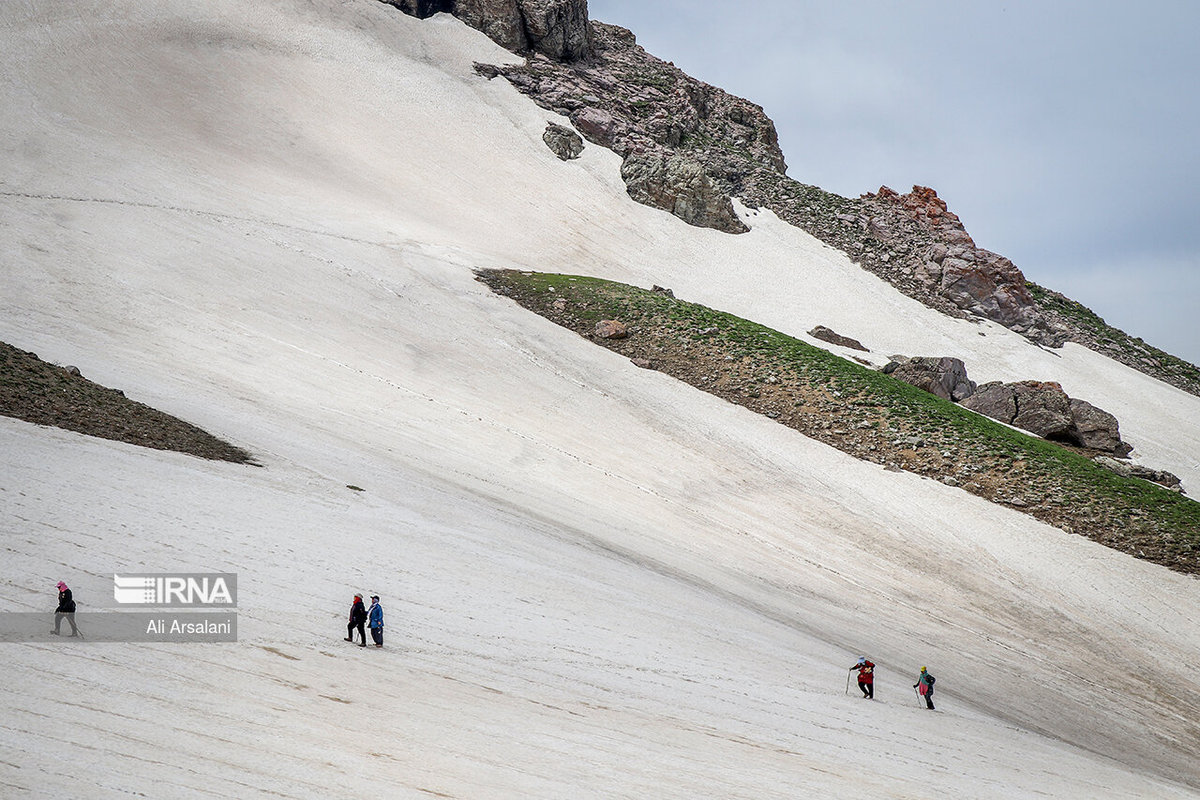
[913,666,935,709]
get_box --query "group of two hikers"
[345,593,385,647]
[850,656,936,709]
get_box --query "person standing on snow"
[345,593,367,646]
[52,581,79,637]
[367,595,384,648]
[914,666,935,709]
[849,656,875,699]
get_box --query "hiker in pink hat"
[53,581,79,637]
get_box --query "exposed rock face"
[809,326,868,352]
[862,186,1064,344]
[383,0,591,61]
[620,151,748,234]
[888,356,976,401]
[962,380,1132,456]
[519,0,591,61]
[542,122,583,160]
[445,0,522,51]
[570,107,618,147]
[484,23,782,233]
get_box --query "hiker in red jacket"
[345,593,367,646]
[850,656,875,699]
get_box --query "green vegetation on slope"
[480,269,1200,575]
[0,341,254,464]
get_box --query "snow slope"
[2,1,1199,797]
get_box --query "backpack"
[927,675,936,686]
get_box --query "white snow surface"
[2,1,1200,797]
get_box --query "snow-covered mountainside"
[2,1,1198,797]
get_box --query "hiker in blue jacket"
[368,595,384,648]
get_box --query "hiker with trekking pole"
[848,656,876,699]
[913,666,935,709]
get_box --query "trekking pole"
[913,686,922,707]
[845,669,851,696]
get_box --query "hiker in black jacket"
[345,593,367,646]
[53,581,79,636]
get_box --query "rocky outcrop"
[883,358,1132,456]
[620,151,747,234]
[542,122,583,160]
[483,23,782,233]
[1094,456,1184,492]
[962,380,1132,456]
[520,0,591,61]
[885,356,976,401]
[809,326,868,352]
[1009,381,1076,442]
[383,0,591,61]
[861,186,1064,345]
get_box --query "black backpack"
[927,674,936,686]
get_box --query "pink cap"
[56,581,67,590]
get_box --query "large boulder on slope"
[809,326,868,352]
[594,320,629,339]
[962,381,1132,456]
[1011,381,1076,441]
[1069,398,1132,456]
[959,381,1017,422]
[620,151,749,234]
[888,356,976,401]
[542,123,583,160]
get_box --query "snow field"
[2,0,1199,796]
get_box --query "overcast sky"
[587,0,1200,366]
